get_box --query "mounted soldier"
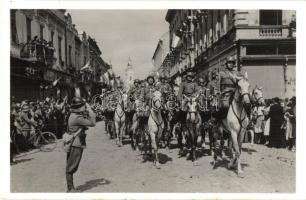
[219,56,244,116]
[127,79,142,104]
[206,69,220,112]
[177,71,199,112]
[177,71,199,155]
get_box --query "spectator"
[263,99,271,145]
[253,101,265,144]
[268,97,284,148]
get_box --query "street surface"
[11,121,295,193]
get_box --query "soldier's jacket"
[219,68,243,92]
[206,80,219,97]
[128,86,142,101]
[197,85,209,98]
[177,81,199,101]
[68,110,96,148]
[142,84,156,106]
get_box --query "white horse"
[148,91,164,169]
[219,72,251,178]
[114,93,126,147]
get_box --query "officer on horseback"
[143,75,156,108]
[177,71,198,111]
[176,71,199,155]
[219,56,244,115]
[128,79,142,103]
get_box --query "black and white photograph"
[2,1,305,198]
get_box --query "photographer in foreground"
[66,97,96,192]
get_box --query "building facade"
[10,9,110,102]
[163,10,296,98]
[152,31,170,77]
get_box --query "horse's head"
[184,94,199,113]
[152,91,162,110]
[122,93,129,110]
[236,72,251,106]
[135,98,145,111]
[252,86,265,105]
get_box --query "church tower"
[125,57,134,90]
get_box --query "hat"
[70,97,85,110]
[226,56,236,63]
[147,75,155,82]
[21,104,30,111]
[198,77,205,84]
[186,72,194,78]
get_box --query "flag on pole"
[171,33,180,48]
[75,87,81,97]
[80,60,91,71]
[52,77,61,87]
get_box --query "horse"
[218,72,251,178]
[251,86,265,106]
[114,92,126,147]
[197,89,210,149]
[148,91,164,168]
[160,92,178,152]
[184,94,202,166]
[131,98,148,152]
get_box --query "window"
[84,56,87,65]
[246,45,277,55]
[68,45,72,66]
[260,10,282,26]
[58,36,62,62]
[51,31,54,45]
[26,17,32,42]
[40,25,44,40]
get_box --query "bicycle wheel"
[38,132,57,152]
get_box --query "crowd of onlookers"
[10,94,296,164]
[10,96,69,163]
[246,96,296,151]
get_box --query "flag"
[171,33,180,48]
[75,87,81,97]
[103,71,110,85]
[52,77,61,87]
[80,60,91,71]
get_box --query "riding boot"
[66,173,76,192]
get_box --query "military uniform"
[177,72,198,111]
[219,57,243,109]
[66,98,96,192]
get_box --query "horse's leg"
[177,125,184,156]
[114,121,119,146]
[237,128,247,177]
[150,130,160,168]
[192,127,198,166]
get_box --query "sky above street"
[68,10,168,80]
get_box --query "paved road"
[11,121,295,193]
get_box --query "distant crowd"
[10,96,70,163]
[247,96,296,151]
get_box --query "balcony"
[236,25,293,40]
[17,42,56,66]
[259,26,282,37]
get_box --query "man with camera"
[65,97,96,193]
